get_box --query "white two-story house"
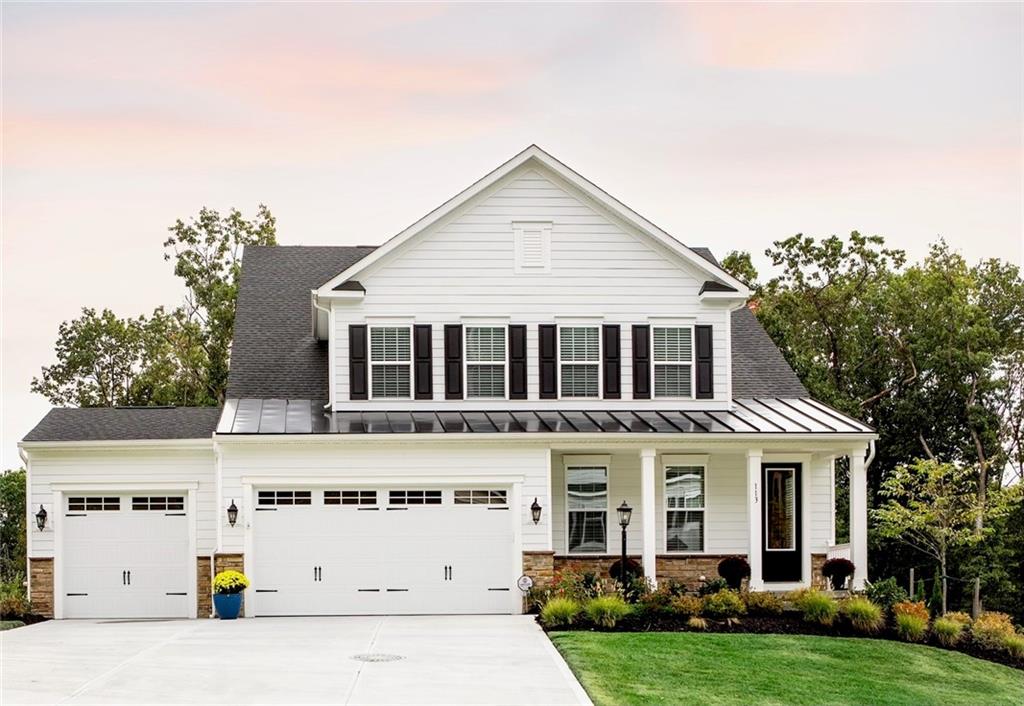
[21,146,875,619]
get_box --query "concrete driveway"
[1,616,591,705]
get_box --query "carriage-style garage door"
[252,487,516,616]
[62,494,191,619]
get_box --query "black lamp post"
[530,497,542,525]
[226,500,238,527]
[35,505,47,531]
[616,500,632,583]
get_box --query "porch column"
[849,447,869,590]
[747,449,764,591]
[640,448,657,586]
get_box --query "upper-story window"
[653,326,694,398]
[559,326,600,398]
[370,326,412,398]
[465,326,506,399]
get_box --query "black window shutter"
[538,324,558,399]
[695,325,714,399]
[602,324,621,399]
[349,325,368,400]
[509,325,528,400]
[444,324,463,399]
[632,325,651,399]
[413,324,433,400]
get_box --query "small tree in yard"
[873,459,986,614]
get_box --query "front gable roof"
[315,145,750,297]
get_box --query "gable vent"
[513,222,551,273]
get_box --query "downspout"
[865,439,876,471]
[311,292,333,411]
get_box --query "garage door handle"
[127,570,131,585]
[488,588,511,591]
[67,593,88,596]
[165,592,187,596]
[122,570,127,585]
[255,589,278,593]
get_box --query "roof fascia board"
[19,439,213,452]
[315,145,750,296]
[213,431,877,444]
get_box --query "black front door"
[762,463,802,583]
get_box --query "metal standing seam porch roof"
[218,397,873,435]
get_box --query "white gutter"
[865,438,876,471]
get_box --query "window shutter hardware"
[632,325,651,399]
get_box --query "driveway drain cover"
[352,653,403,663]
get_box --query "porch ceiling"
[217,398,873,436]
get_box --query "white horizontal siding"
[26,447,217,557]
[808,455,834,553]
[333,165,733,407]
[217,442,551,554]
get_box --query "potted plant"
[821,558,855,590]
[212,570,249,619]
[717,556,751,591]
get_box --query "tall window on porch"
[653,326,693,398]
[665,465,704,552]
[465,326,506,398]
[566,466,607,553]
[559,326,600,398]
[370,326,411,398]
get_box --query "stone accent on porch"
[28,557,54,618]
[522,551,555,588]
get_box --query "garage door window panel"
[68,496,120,512]
[454,490,508,505]
[325,490,378,506]
[567,466,608,553]
[258,490,312,506]
[132,496,185,511]
[389,490,442,505]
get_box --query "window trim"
[663,454,708,555]
[557,324,602,400]
[564,457,611,555]
[368,324,413,400]
[463,323,509,400]
[651,324,696,400]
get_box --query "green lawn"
[550,632,1024,706]
[0,620,25,631]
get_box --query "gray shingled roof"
[225,245,376,399]
[23,407,221,442]
[731,307,807,397]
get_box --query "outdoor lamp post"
[226,500,238,527]
[530,497,542,525]
[617,500,632,582]
[35,505,47,531]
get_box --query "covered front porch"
[529,442,871,592]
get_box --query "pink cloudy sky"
[2,2,1022,467]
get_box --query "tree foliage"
[32,206,276,408]
[0,469,26,581]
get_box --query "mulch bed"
[540,610,1024,671]
[1,613,49,625]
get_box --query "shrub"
[687,616,708,630]
[745,591,783,616]
[639,586,675,615]
[584,595,632,628]
[0,575,30,620]
[540,597,581,627]
[971,612,1017,651]
[892,601,929,622]
[212,570,249,595]
[821,558,856,590]
[551,569,601,602]
[671,595,704,618]
[1003,632,1024,658]
[927,567,943,616]
[932,617,965,646]
[608,557,643,583]
[618,574,653,604]
[793,589,839,626]
[842,597,884,634]
[717,556,750,590]
[702,589,746,619]
[865,577,909,611]
[895,613,928,642]
[944,611,972,626]
[697,576,730,596]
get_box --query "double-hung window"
[559,326,600,398]
[566,465,608,553]
[370,326,411,398]
[653,326,694,398]
[465,326,506,399]
[665,464,705,552]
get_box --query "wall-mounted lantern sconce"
[227,500,238,527]
[530,497,542,525]
[35,505,47,531]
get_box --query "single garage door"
[62,494,191,619]
[253,487,516,616]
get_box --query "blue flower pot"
[214,593,243,620]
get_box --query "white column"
[640,448,657,586]
[747,449,764,590]
[849,448,869,590]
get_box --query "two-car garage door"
[252,487,516,616]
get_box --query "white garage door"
[253,487,516,616]
[62,494,191,619]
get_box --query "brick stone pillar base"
[213,553,245,617]
[28,557,54,618]
[197,557,213,618]
[522,551,555,588]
